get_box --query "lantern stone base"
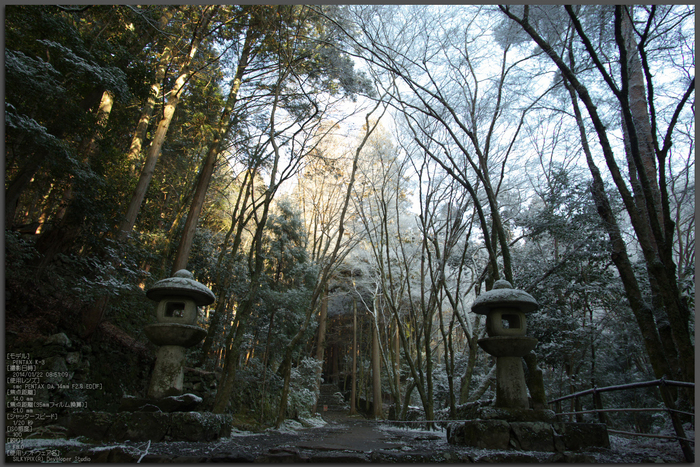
[447,419,610,452]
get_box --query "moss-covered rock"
[461,419,511,450]
[448,418,610,454]
[511,421,555,451]
[169,412,232,441]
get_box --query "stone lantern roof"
[146,269,216,306]
[471,280,538,315]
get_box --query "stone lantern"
[447,279,610,453]
[144,269,215,399]
[472,280,538,410]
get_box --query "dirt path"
[54,411,455,462]
[15,411,688,463]
[292,412,433,454]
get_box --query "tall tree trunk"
[199,288,229,369]
[259,310,276,422]
[620,10,662,227]
[118,6,218,238]
[439,311,456,417]
[211,319,245,412]
[119,76,189,236]
[562,75,673,383]
[371,316,383,419]
[459,316,482,404]
[125,7,176,178]
[619,11,679,378]
[618,9,693,386]
[423,322,434,424]
[393,320,401,417]
[211,204,271,413]
[200,170,256,367]
[198,209,248,368]
[311,287,328,414]
[125,73,165,179]
[171,27,254,273]
[118,55,169,240]
[350,297,357,415]
[400,380,416,420]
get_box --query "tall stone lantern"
[447,280,610,453]
[144,269,215,399]
[472,280,538,410]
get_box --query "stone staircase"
[316,383,348,413]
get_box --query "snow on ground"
[7,419,692,463]
[608,431,694,463]
[376,421,693,463]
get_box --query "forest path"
[53,410,684,463]
[297,411,410,452]
[248,410,451,462]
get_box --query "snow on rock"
[298,414,328,428]
[270,419,305,433]
[222,427,256,437]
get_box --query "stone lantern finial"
[492,279,511,289]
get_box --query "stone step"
[317,384,349,412]
[318,407,346,413]
[319,384,341,394]
[316,396,345,406]
[317,394,347,405]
